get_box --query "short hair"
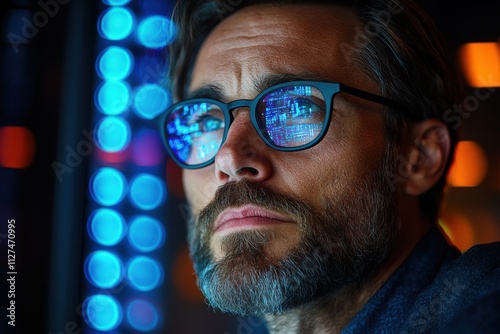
[168,0,463,221]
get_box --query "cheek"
[182,168,218,214]
[275,112,386,206]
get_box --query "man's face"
[182,4,400,316]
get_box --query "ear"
[403,119,451,196]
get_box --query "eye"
[290,98,322,117]
[196,114,225,132]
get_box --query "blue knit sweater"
[342,226,500,333]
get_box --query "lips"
[214,205,294,233]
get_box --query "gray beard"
[187,146,399,317]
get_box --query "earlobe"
[404,120,451,196]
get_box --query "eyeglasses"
[159,80,410,169]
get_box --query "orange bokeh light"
[448,141,488,187]
[439,213,475,252]
[458,42,500,87]
[0,126,36,169]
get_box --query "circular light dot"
[132,129,163,166]
[126,300,159,332]
[0,126,36,169]
[90,167,127,206]
[128,216,165,252]
[98,7,134,41]
[133,84,170,119]
[88,209,126,246]
[448,141,488,187]
[102,0,131,5]
[127,256,163,291]
[84,251,123,288]
[129,174,166,210]
[137,16,176,49]
[95,81,131,115]
[459,42,500,87]
[97,46,134,81]
[83,295,122,331]
[95,116,131,152]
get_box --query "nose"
[214,110,273,184]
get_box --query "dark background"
[1,0,499,333]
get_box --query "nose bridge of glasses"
[227,99,253,112]
[223,99,253,125]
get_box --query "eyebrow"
[186,72,330,101]
[186,84,225,100]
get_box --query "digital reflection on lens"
[260,85,325,147]
[167,102,224,165]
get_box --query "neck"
[263,265,388,333]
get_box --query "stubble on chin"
[185,149,399,317]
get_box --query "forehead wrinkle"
[191,4,375,101]
[200,4,358,64]
[203,32,283,58]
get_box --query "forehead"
[190,4,373,95]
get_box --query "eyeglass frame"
[159,80,414,169]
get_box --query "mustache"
[196,180,314,238]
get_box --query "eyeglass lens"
[166,84,326,166]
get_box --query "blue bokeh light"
[127,256,163,291]
[126,300,160,332]
[97,46,134,81]
[83,295,123,331]
[85,251,123,289]
[137,16,176,49]
[95,116,131,152]
[129,174,166,210]
[98,7,134,41]
[90,167,127,206]
[88,209,126,246]
[102,0,131,5]
[95,81,131,115]
[133,84,170,119]
[128,216,165,252]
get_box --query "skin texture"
[186,4,386,256]
[182,4,451,333]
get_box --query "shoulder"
[443,241,500,289]
[402,241,500,333]
[441,289,500,333]
[439,242,500,333]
